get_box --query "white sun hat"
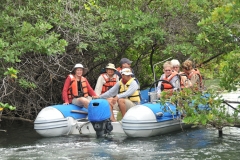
[105,63,117,71]
[121,68,133,76]
[71,63,88,75]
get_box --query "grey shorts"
[72,96,92,107]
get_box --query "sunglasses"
[164,70,171,72]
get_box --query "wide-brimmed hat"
[120,58,132,65]
[121,68,133,76]
[105,63,117,71]
[71,63,88,75]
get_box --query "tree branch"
[1,116,33,123]
[197,52,225,67]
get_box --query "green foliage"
[4,67,18,79]
[0,1,68,68]
[0,21,67,63]
[220,51,240,91]
[0,0,68,112]
[0,0,239,125]
[162,88,240,130]
[93,4,166,58]
[163,43,200,56]
[197,1,240,91]
[18,78,37,89]
[0,102,16,111]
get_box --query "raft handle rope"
[76,120,91,134]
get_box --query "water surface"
[0,120,240,160]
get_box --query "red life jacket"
[101,73,118,94]
[67,75,89,99]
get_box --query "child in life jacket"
[157,61,180,97]
[182,60,203,91]
[171,59,192,89]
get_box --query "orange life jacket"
[187,68,203,90]
[101,73,118,94]
[116,67,122,73]
[162,71,178,90]
[160,71,178,97]
[67,74,89,99]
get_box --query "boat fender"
[156,112,164,117]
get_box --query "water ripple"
[1,126,240,160]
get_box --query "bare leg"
[107,98,116,122]
[78,97,90,108]
[118,98,127,117]
[109,104,116,122]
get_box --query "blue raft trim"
[51,104,88,119]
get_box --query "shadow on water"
[0,120,42,148]
[1,120,240,160]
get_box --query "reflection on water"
[1,120,240,160]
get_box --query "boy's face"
[122,63,131,69]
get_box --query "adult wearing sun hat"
[93,68,140,122]
[62,63,97,108]
[94,63,120,96]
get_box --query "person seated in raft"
[157,61,180,98]
[93,68,141,122]
[116,58,136,79]
[181,60,204,91]
[171,59,181,73]
[171,59,192,89]
[62,63,97,108]
[94,63,120,96]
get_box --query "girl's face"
[163,66,172,77]
[75,68,83,77]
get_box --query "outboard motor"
[88,99,113,137]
